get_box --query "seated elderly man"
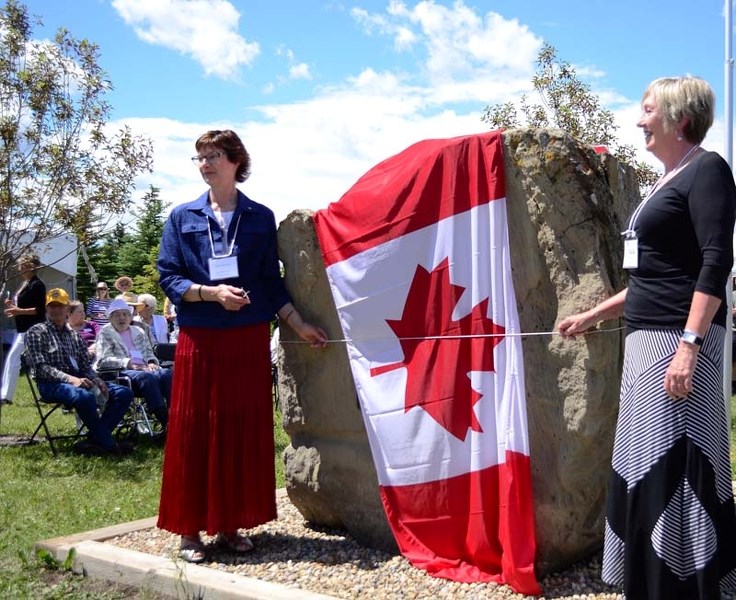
[24,288,134,456]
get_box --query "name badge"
[623,237,638,269]
[208,255,239,280]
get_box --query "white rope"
[280,325,625,344]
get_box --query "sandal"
[215,532,254,553]
[179,536,206,564]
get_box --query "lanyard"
[207,213,242,258]
[623,145,700,237]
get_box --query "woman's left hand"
[663,343,698,399]
[295,322,328,348]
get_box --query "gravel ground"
[112,496,618,600]
[112,486,736,600]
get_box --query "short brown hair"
[195,130,251,183]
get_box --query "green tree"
[76,222,127,304]
[482,42,658,191]
[76,186,169,304]
[117,185,168,296]
[0,0,153,290]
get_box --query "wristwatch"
[681,330,703,347]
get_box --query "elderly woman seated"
[95,298,171,434]
[135,293,169,346]
[68,300,100,357]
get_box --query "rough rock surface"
[276,129,640,572]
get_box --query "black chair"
[153,342,176,367]
[22,355,84,455]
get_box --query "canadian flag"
[312,131,540,595]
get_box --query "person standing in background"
[1,253,46,405]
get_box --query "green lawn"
[0,376,289,599]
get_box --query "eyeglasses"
[191,151,224,165]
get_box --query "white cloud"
[116,0,692,227]
[352,0,542,93]
[111,0,259,80]
[289,63,312,81]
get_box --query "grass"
[0,375,290,599]
[0,378,734,599]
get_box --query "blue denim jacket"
[157,190,291,329]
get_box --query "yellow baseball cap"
[45,288,70,306]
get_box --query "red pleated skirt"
[157,323,276,536]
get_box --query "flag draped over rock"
[313,131,540,596]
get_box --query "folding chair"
[22,355,84,455]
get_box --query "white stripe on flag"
[324,199,529,487]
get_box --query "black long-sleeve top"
[624,151,736,330]
[14,275,46,333]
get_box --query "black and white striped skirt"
[601,326,736,600]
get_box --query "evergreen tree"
[118,186,169,296]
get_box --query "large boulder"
[276,129,640,572]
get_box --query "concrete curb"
[35,491,338,599]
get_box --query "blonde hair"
[642,75,714,143]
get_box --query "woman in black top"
[1,252,46,404]
[559,76,736,599]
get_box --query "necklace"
[651,144,700,194]
[625,144,701,236]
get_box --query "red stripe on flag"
[379,450,540,596]
[314,131,505,266]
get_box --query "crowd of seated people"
[6,274,178,456]
[25,288,135,456]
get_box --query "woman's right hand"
[558,310,597,337]
[213,284,251,311]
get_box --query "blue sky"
[21,0,735,223]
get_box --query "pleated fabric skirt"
[601,326,736,600]
[157,323,276,536]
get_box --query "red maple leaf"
[370,257,505,441]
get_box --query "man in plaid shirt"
[25,288,134,456]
